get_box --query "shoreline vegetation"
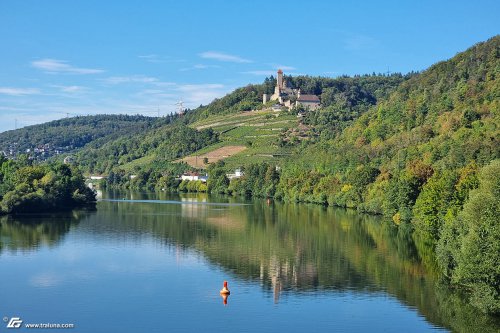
[0,155,96,215]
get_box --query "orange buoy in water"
[220,281,230,295]
[221,293,229,305]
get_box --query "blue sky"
[0,0,498,133]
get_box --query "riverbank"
[0,157,96,215]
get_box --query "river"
[0,191,498,332]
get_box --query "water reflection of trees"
[0,210,90,254]
[90,193,500,332]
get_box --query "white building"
[226,168,244,180]
[181,172,208,182]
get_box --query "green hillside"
[268,35,499,314]
[66,73,404,183]
[0,114,163,161]
[279,35,499,209]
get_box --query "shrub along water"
[0,155,95,214]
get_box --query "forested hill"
[0,114,166,160]
[279,35,498,212]
[1,73,406,166]
[183,73,408,122]
[270,35,499,313]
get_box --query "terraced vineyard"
[185,108,300,169]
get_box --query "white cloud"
[138,54,186,63]
[101,76,176,88]
[177,83,225,92]
[179,64,220,71]
[176,83,230,106]
[138,54,161,63]
[0,87,40,96]
[242,65,296,76]
[199,51,252,63]
[272,65,296,71]
[102,75,160,85]
[51,85,87,93]
[32,59,104,74]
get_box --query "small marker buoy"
[220,281,230,295]
[221,293,228,305]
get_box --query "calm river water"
[0,191,498,332]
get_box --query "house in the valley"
[181,171,208,182]
[226,168,244,180]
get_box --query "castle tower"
[277,69,283,90]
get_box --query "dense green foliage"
[0,156,95,214]
[104,160,188,191]
[183,73,406,126]
[437,160,500,314]
[0,115,163,160]
[76,124,218,174]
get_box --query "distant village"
[1,142,73,160]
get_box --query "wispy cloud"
[134,89,176,99]
[138,54,186,64]
[242,65,296,76]
[0,87,41,96]
[177,83,229,106]
[199,51,252,63]
[138,54,162,63]
[179,64,220,71]
[268,65,296,71]
[32,59,104,74]
[51,85,87,93]
[102,75,161,85]
[178,83,224,90]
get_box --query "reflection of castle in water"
[261,254,318,304]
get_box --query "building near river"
[181,171,208,182]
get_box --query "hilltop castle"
[262,69,320,110]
